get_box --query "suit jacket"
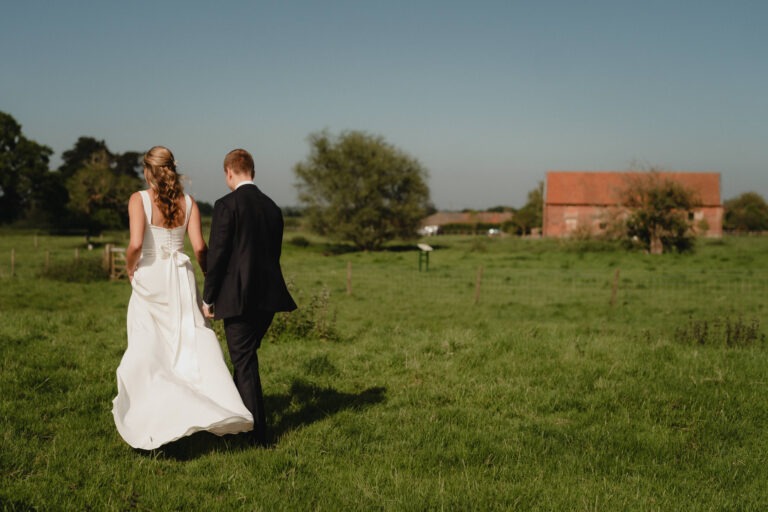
[203,184,297,319]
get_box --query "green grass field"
[1,229,767,510]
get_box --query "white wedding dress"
[112,190,253,450]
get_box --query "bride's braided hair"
[143,146,185,228]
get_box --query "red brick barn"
[543,171,723,238]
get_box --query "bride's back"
[138,191,191,260]
[145,190,187,229]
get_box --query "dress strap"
[183,194,192,227]
[139,190,152,224]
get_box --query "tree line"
[1,111,143,233]
[2,110,767,251]
[0,112,434,249]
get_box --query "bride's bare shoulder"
[128,191,144,205]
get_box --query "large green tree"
[724,192,768,232]
[294,130,431,250]
[59,138,142,231]
[621,170,700,254]
[0,111,54,224]
[66,150,141,233]
[59,136,142,179]
[59,137,110,179]
[0,113,143,228]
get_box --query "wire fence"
[285,263,767,316]
[0,231,127,280]
[0,246,104,279]
[1,239,765,316]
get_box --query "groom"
[202,148,297,446]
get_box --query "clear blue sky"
[2,0,766,209]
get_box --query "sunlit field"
[1,228,767,510]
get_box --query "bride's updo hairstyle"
[143,146,185,228]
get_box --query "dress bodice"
[139,190,192,257]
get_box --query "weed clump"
[303,354,340,376]
[268,286,339,342]
[674,316,765,348]
[469,237,487,253]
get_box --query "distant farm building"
[420,211,513,235]
[543,171,723,238]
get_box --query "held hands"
[202,303,215,319]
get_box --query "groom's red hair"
[224,149,255,177]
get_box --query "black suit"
[203,183,296,444]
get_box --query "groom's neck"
[229,176,254,191]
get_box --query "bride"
[112,146,253,450]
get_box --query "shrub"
[290,235,311,248]
[40,258,108,283]
[267,286,339,342]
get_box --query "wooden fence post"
[474,265,484,305]
[346,261,352,296]
[610,268,620,307]
[103,244,113,271]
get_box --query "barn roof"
[545,171,721,207]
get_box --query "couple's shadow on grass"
[150,380,386,461]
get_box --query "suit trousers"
[224,311,275,444]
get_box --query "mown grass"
[1,229,767,510]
